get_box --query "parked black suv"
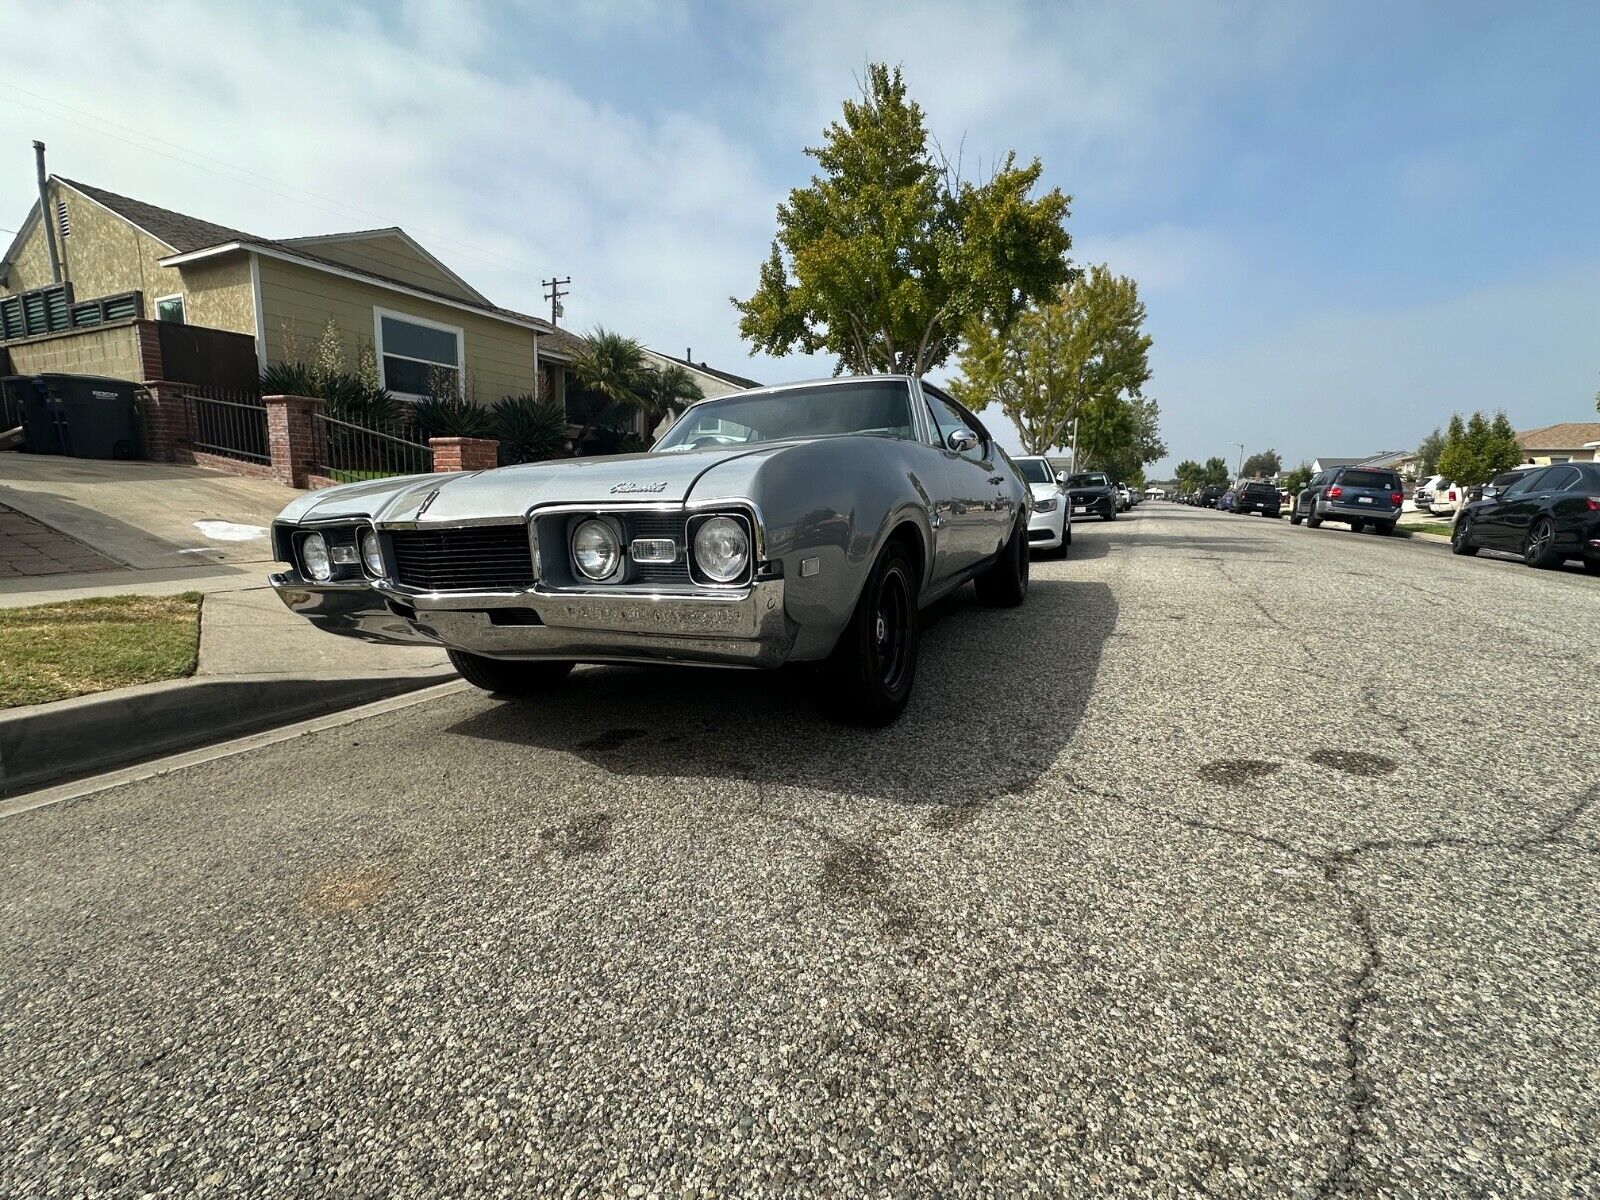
[1232,480,1281,517]
[1290,466,1404,534]
[1063,472,1118,521]
[1197,484,1224,508]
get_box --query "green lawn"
[0,593,203,708]
[1406,521,1456,538]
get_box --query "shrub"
[260,360,399,429]
[409,393,496,440]
[491,394,569,465]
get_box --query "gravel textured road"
[3,504,1597,1198]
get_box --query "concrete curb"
[0,669,458,797]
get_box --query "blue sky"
[1,0,1596,472]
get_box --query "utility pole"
[1234,442,1245,478]
[1069,417,1080,470]
[542,276,570,326]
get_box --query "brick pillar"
[264,394,322,488]
[138,380,194,462]
[429,436,500,473]
[132,319,165,382]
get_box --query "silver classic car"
[270,375,1032,724]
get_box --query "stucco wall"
[1,181,185,304]
[5,323,142,379]
[181,254,255,337]
[258,255,536,402]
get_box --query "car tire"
[1103,507,1116,521]
[1451,516,1479,556]
[1289,509,1302,526]
[975,516,1029,607]
[1523,518,1561,569]
[1584,557,1600,575]
[1350,519,1365,532]
[448,650,573,696]
[1306,509,1322,529]
[1376,521,1396,536]
[819,540,919,727]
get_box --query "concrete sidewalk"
[0,454,454,794]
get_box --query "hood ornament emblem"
[416,488,441,517]
[611,481,668,494]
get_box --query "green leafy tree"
[570,327,651,445]
[1174,459,1203,492]
[1202,456,1231,488]
[1437,409,1522,487]
[1083,395,1166,481]
[1281,462,1312,496]
[950,265,1150,455]
[1414,426,1445,476]
[735,63,1071,377]
[1240,449,1281,478]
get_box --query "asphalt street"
[3,504,1597,1198]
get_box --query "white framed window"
[154,294,186,324]
[373,307,464,399]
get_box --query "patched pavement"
[2,505,1596,1197]
[0,503,119,577]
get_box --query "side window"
[1575,465,1600,491]
[1503,469,1549,496]
[948,398,993,460]
[925,393,979,458]
[1541,466,1580,492]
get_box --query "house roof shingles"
[655,351,762,390]
[1517,421,1600,451]
[54,177,587,357]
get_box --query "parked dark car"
[1219,488,1237,512]
[1198,484,1224,508]
[1063,471,1117,521]
[1451,462,1600,572]
[1290,466,1405,534]
[1233,480,1281,517]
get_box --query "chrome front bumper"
[270,574,797,668]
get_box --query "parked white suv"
[1414,474,1446,509]
[1429,480,1467,516]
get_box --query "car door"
[921,389,1001,574]
[1490,467,1556,549]
[907,388,964,589]
[1300,472,1327,515]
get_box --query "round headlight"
[693,516,750,584]
[301,532,332,581]
[572,518,621,581]
[359,528,384,576]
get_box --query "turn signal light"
[1327,485,1343,499]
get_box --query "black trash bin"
[40,374,141,460]
[5,375,67,455]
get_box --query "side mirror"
[947,428,979,453]
[1055,473,1066,484]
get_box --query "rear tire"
[975,517,1029,607]
[1451,516,1479,556]
[1289,509,1302,526]
[1523,518,1561,569]
[1376,521,1396,536]
[449,650,573,696]
[1306,510,1323,529]
[819,540,919,727]
[1584,557,1600,575]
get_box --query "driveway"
[0,453,299,573]
[1,505,1596,1197]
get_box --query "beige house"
[1516,421,1600,464]
[0,176,584,408]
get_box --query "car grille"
[623,511,691,585]
[389,524,534,592]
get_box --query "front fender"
[690,437,938,661]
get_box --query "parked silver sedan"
[269,375,1032,725]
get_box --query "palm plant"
[491,393,569,464]
[408,393,495,440]
[637,363,703,429]
[570,327,649,444]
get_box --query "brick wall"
[429,436,499,473]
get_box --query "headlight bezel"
[571,516,625,583]
[688,512,753,587]
[1034,497,1058,514]
[359,526,385,577]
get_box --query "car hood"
[274,443,797,526]
[1028,482,1061,501]
[1066,484,1111,496]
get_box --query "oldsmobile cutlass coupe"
[270,375,1032,725]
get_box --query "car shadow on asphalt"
[444,579,1117,808]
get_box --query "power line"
[542,276,570,326]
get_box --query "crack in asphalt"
[1057,772,1600,1198]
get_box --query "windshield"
[654,381,914,452]
[1016,458,1054,484]
[1065,473,1109,488]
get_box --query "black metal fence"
[313,411,433,482]
[183,388,269,465]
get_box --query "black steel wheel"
[819,540,920,726]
